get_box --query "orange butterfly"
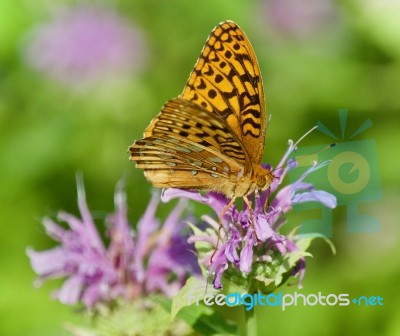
[129,21,273,216]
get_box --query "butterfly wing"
[181,21,266,164]
[129,98,249,195]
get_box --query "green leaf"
[273,250,307,286]
[171,276,212,320]
[171,277,237,335]
[296,233,336,255]
[64,324,98,336]
[253,274,275,288]
[220,268,258,295]
[178,305,237,336]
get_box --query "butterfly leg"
[243,195,255,229]
[210,197,236,262]
[219,197,236,232]
[263,187,271,212]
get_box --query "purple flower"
[262,0,338,38]
[162,137,336,290]
[27,181,199,308]
[23,4,146,86]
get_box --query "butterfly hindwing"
[130,98,248,192]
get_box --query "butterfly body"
[129,21,273,203]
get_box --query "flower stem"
[244,306,257,336]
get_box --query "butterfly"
[129,21,273,218]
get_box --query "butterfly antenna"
[270,125,335,174]
[271,142,336,174]
[293,125,318,148]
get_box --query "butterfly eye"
[256,175,267,189]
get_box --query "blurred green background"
[1,0,399,335]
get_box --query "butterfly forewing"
[181,21,266,164]
[130,98,247,194]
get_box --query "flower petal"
[212,263,228,289]
[254,214,275,242]
[27,247,69,277]
[293,190,337,208]
[162,189,229,215]
[58,275,83,305]
[239,238,254,273]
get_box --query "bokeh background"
[1,0,399,335]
